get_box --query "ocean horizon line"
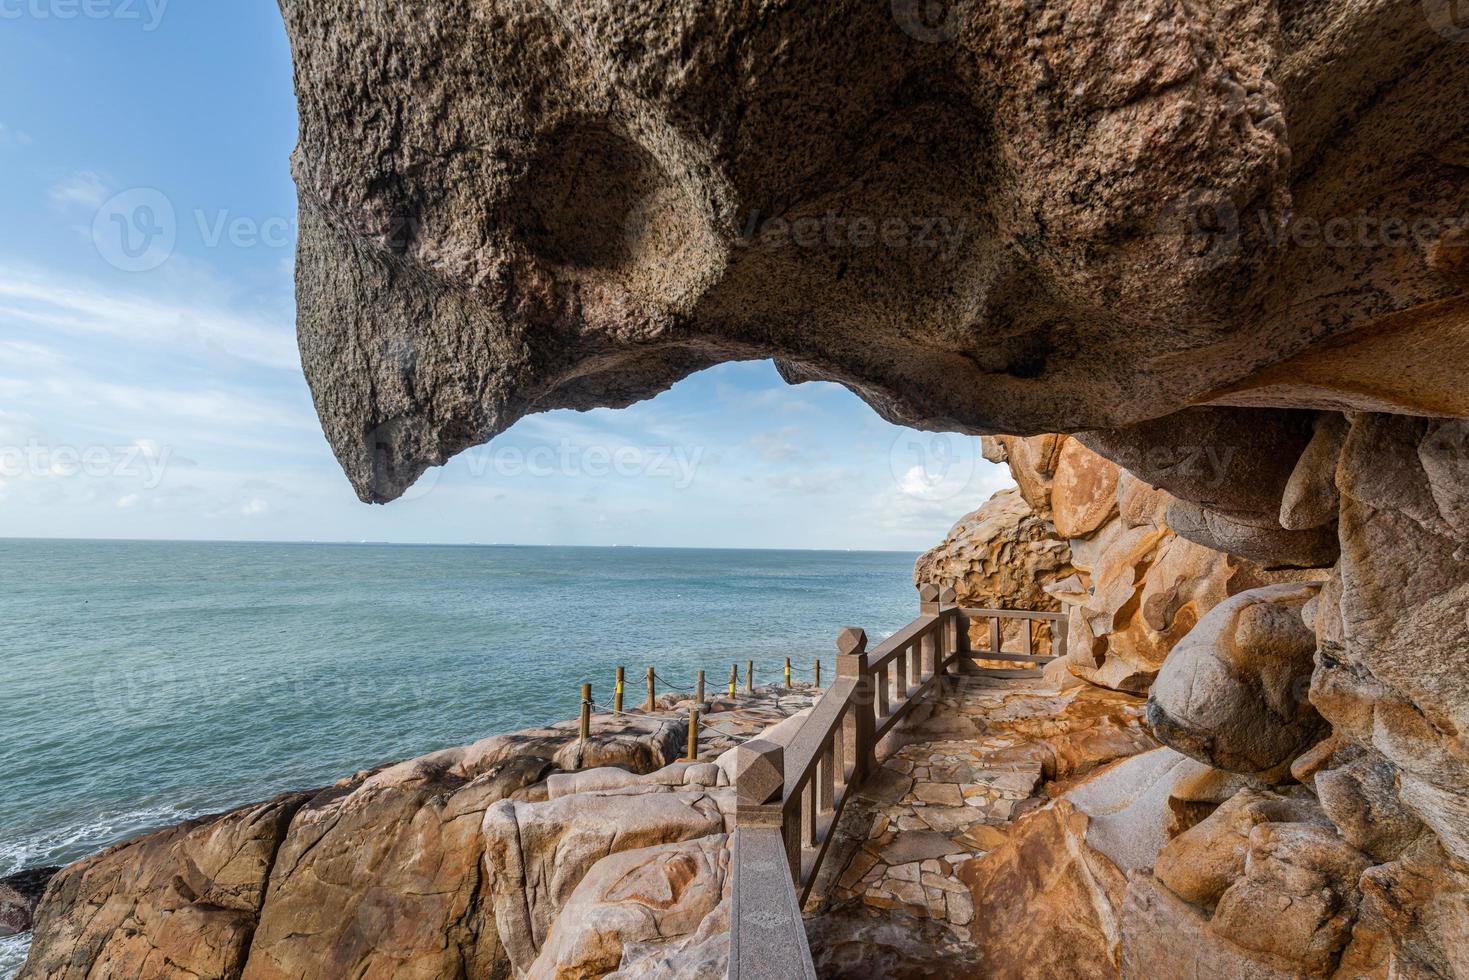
[0,535,921,555]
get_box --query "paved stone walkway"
[821,675,1153,940]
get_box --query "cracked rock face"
[280,0,1469,503]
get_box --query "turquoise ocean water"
[0,539,920,975]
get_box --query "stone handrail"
[728,587,1068,976]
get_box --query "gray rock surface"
[1148,582,1326,776]
[279,1,1469,503]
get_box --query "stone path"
[820,675,1154,941]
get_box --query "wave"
[0,800,207,879]
[0,933,30,980]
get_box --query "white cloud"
[241,497,269,516]
[0,122,34,147]
[49,171,110,209]
[0,268,299,371]
[116,494,140,509]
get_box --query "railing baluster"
[990,615,1001,656]
[822,734,838,809]
[834,710,849,784]
[896,647,908,702]
[877,659,890,717]
[803,780,817,849]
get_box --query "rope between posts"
[586,699,748,741]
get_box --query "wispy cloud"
[0,268,299,371]
[0,122,34,147]
[48,171,109,209]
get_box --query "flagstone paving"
[819,675,1154,940]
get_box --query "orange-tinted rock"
[20,793,311,980]
[1052,439,1120,539]
[959,801,1124,977]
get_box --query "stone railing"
[728,585,1067,977]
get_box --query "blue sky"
[0,2,1011,550]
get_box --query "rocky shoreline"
[11,686,819,979]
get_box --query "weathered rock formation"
[16,709,733,979]
[0,868,59,939]
[920,433,1312,691]
[278,0,1469,506]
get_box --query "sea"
[0,539,921,976]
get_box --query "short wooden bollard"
[646,666,656,711]
[746,659,754,693]
[785,657,792,688]
[815,659,821,688]
[614,666,625,714]
[696,669,705,703]
[728,663,738,697]
[686,708,700,761]
[579,683,592,743]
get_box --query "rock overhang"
[279,0,1469,505]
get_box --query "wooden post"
[746,659,754,693]
[785,657,792,688]
[814,659,821,688]
[696,669,705,703]
[579,683,592,743]
[614,666,625,714]
[837,627,873,783]
[990,616,1001,657]
[729,663,738,697]
[687,708,700,761]
[646,666,656,711]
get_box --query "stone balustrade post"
[836,627,874,784]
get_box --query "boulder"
[0,867,59,937]
[21,793,311,980]
[1120,873,1318,980]
[1208,822,1371,974]
[1153,787,1326,907]
[1314,753,1425,863]
[481,791,727,975]
[606,894,731,979]
[1148,582,1326,776]
[1051,439,1120,539]
[528,835,729,979]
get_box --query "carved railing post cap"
[939,586,958,604]
[836,627,868,656]
[918,583,940,602]
[732,739,785,805]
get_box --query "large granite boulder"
[20,793,311,980]
[1148,582,1326,777]
[527,835,729,979]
